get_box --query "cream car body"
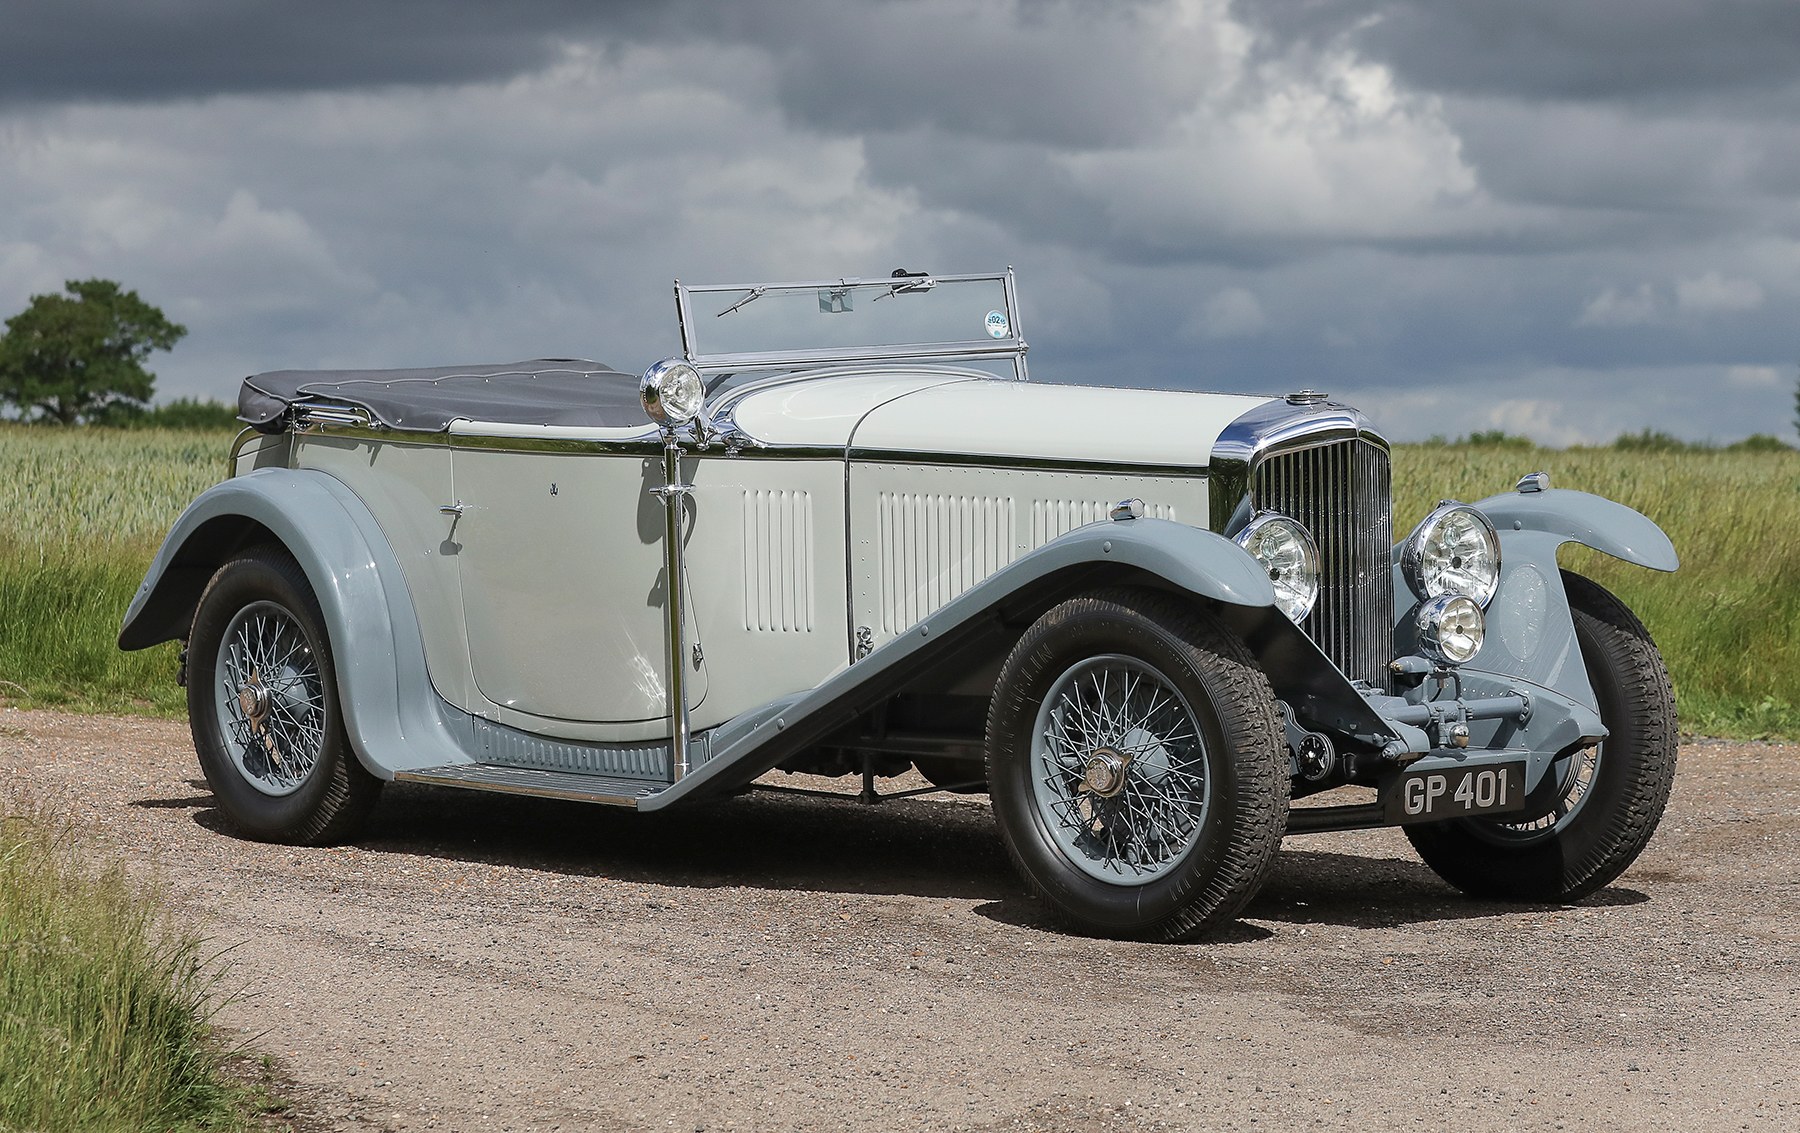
[122,270,1683,939]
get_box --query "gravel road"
[2,707,1796,1131]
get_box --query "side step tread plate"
[395,764,666,808]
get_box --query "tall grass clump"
[1392,444,1800,739]
[0,424,234,714]
[0,806,248,1132]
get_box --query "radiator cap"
[1286,389,1329,405]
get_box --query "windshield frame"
[671,269,1029,380]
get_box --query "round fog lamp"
[640,359,705,427]
[1417,594,1485,666]
[1234,512,1321,623]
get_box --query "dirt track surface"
[3,708,1797,1132]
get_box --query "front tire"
[1406,571,1677,900]
[986,589,1287,941]
[186,548,381,844]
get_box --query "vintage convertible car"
[121,270,1678,940]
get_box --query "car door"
[447,441,707,725]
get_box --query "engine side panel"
[848,462,1208,651]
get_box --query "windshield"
[674,270,1025,377]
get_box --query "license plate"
[1385,761,1527,824]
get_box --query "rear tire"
[1406,571,1676,900]
[186,548,381,845]
[986,589,1287,941]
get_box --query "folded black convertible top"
[238,359,649,433]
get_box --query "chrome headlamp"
[639,359,705,428]
[1416,594,1485,666]
[1402,502,1502,608]
[1234,512,1321,623]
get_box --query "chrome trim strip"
[847,450,1207,479]
[674,277,698,365]
[654,432,695,780]
[295,404,377,429]
[680,268,1016,296]
[292,424,455,447]
[301,426,1208,474]
[450,432,662,455]
[294,424,858,461]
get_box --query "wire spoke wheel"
[187,548,381,844]
[986,589,1285,941]
[1481,743,1601,842]
[1031,655,1210,884]
[213,601,326,797]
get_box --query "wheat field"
[2,424,1796,735]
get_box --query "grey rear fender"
[120,467,466,779]
[1474,487,1678,572]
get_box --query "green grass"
[0,425,231,714]
[0,425,232,548]
[0,555,188,715]
[2,423,1798,737]
[0,806,251,1132]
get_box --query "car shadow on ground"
[176,779,1016,901]
[1247,849,1648,928]
[159,779,1648,934]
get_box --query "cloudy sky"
[2,0,1795,444]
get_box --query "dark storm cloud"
[1236,0,1800,104]
[1,0,1204,151]
[2,0,1794,442]
[690,1,1211,149]
[0,0,661,103]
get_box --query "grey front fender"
[1038,515,1280,609]
[1474,487,1678,572]
[1381,485,1677,791]
[645,517,1364,810]
[120,468,471,778]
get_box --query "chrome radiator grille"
[1252,440,1393,688]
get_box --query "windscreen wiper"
[716,286,767,317]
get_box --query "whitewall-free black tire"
[1406,571,1677,901]
[186,548,381,844]
[985,589,1287,941]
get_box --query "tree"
[0,279,187,425]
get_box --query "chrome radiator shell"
[1211,401,1394,689]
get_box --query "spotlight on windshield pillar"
[640,359,704,428]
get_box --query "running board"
[394,764,667,808]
